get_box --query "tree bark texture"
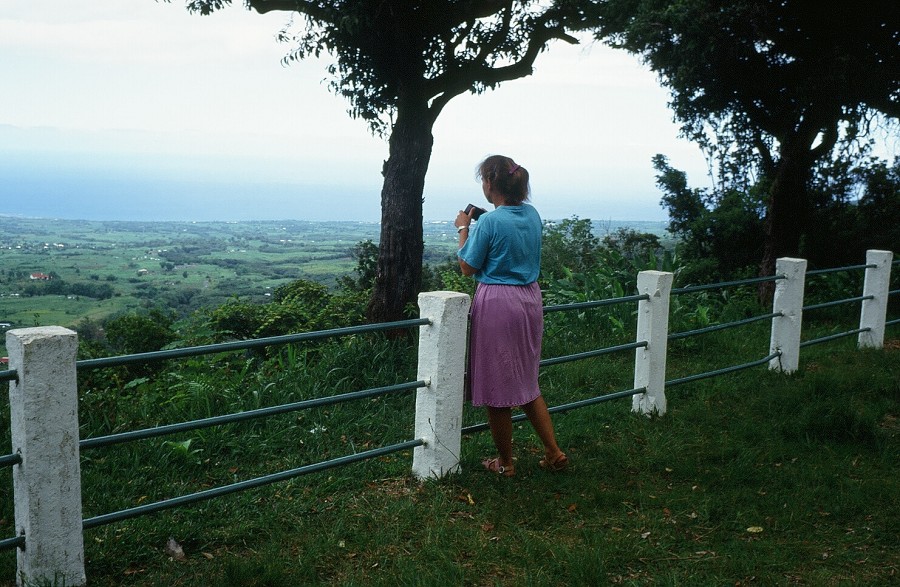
[759,140,813,301]
[366,107,434,324]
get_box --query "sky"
[0,0,715,223]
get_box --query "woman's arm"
[455,208,477,276]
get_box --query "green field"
[0,215,666,356]
[0,218,445,334]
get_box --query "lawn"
[0,331,895,586]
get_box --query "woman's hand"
[455,208,474,231]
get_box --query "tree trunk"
[759,141,812,301]
[366,106,434,324]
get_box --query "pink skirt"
[467,282,543,407]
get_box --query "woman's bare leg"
[522,395,566,463]
[486,406,514,468]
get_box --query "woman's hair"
[476,155,530,205]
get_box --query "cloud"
[0,2,288,65]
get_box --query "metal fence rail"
[807,263,876,276]
[81,380,428,450]
[668,312,783,340]
[76,318,430,371]
[82,438,424,530]
[0,537,24,551]
[665,352,782,388]
[0,370,15,383]
[803,295,873,312]
[543,293,649,314]
[0,454,21,468]
[671,274,785,296]
[801,327,871,348]
[540,341,648,368]
[461,387,649,435]
[548,387,648,414]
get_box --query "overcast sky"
[1,0,715,222]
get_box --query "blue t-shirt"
[458,204,542,285]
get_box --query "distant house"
[30,272,52,280]
[137,269,149,276]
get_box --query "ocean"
[2,166,382,223]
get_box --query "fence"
[1,250,896,585]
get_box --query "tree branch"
[753,130,774,174]
[427,11,578,116]
[473,23,578,89]
[865,97,900,121]
[247,0,331,20]
[443,0,511,28]
[472,1,514,65]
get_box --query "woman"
[455,155,568,477]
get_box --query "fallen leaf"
[746,526,764,534]
[201,552,214,560]
[481,523,495,532]
[641,531,651,539]
[567,503,578,512]
[455,492,474,505]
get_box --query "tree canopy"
[178,0,590,322]
[591,0,899,282]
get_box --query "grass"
[0,322,896,586]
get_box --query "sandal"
[539,452,569,472]
[482,457,515,477]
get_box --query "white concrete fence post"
[769,258,808,373]
[412,291,471,479]
[6,327,86,587]
[858,249,894,349]
[632,271,674,416]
